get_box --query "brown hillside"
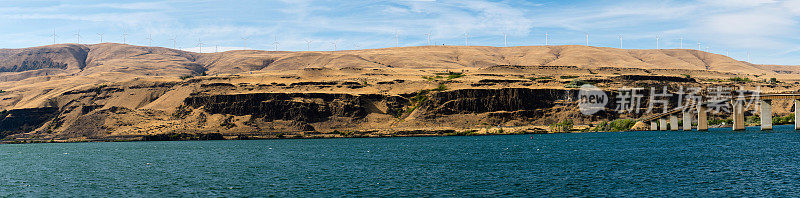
[0,43,777,82]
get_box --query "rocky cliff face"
[0,107,58,138]
[183,93,407,122]
[0,82,590,140]
[425,88,570,115]
[0,76,793,142]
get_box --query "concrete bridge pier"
[682,110,692,131]
[669,115,679,131]
[650,121,658,131]
[795,100,800,130]
[659,118,667,131]
[697,105,708,131]
[732,100,746,131]
[760,100,772,131]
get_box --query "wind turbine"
[272,35,279,51]
[215,44,219,53]
[424,33,431,46]
[618,35,623,49]
[331,41,338,51]
[50,29,57,44]
[747,50,751,62]
[503,32,508,47]
[241,37,248,49]
[169,36,177,49]
[585,32,589,46]
[304,39,313,51]
[196,39,205,53]
[74,30,81,44]
[680,37,683,49]
[697,41,701,51]
[146,34,153,47]
[395,31,399,47]
[465,32,469,46]
[121,31,129,44]
[97,33,104,43]
[545,32,549,46]
[654,35,660,49]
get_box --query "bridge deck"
[637,93,800,122]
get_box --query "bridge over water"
[638,94,800,131]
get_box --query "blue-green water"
[2,125,800,197]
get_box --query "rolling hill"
[0,43,781,82]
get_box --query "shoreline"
[4,124,793,145]
[2,126,553,144]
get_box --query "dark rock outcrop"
[425,88,572,115]
[0,107,58,138]
[184,93,406,122]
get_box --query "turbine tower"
[272,35,279,51]
[97,33,104,43]
[465,32,469,46]
[545,32,549,46]
[618,35,623,49]
[196,39,205,53]
[395,31,399,47]
[305,39,313,51]
[656,35,660,49]
[697,41,701,51]
[74,30,81,44]
[331,41,338,51]
[50,29,57,44]
[504,32,508,47]
[169,36,177,49]
[146,34,153,47]
[121,31,129,44]
[241,37,248,49]
[747,50,751,62]
[585,32,589,46]
[680,37,683,49]
[424,33,431,46]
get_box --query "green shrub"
[746,116,760,125]
[446,73,464,80]
[564,79,588,88]
[593,119,636,132]
[729,77,751,82]
[773,114,794,125]
[433,83,447,91]
[550,119,574,133]
[769,77,779,84]
[410,90,429,104]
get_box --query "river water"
[2,125,800,197]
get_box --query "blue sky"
[1,0,799,65]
